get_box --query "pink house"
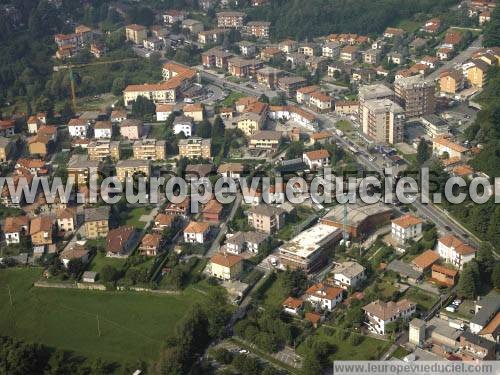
[119,119,142,140]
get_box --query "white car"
[239,349,249,354]
[445,305,456,313]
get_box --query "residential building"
[201,48,234,69]
[119,119,142,139]
[209,252,243,280]
[248,130,282,151]
[437,235,476,270]
[56,207,76,233]
[68,118,88,138]
[178,137,211,158]
[84,207,109,239]
[28,134,52,157]
[247,205,285,234]
[202,199,223,222]
[139,233,163,256]
[88,140,120,161]
[305,283,343,311]
[360,99,405,144]
[409,318,427,346]
[394,75,436,118]
[156,104,175,122]
[2,216,29,244]
[391,214,423,244]
[411,249,440,272]
[296,85,320,104]
[309,91,332,112]
[364,49,381,65]
[182,19,204,34]
[106,226,136,257]
[217,11,246,29]
[133,139,166,160]
[279,224,342,273]
[60,242,90,267]
[67,154,100,186]
[322,41,340,58]
[466,59,489,88]
[184,221,210,243]
[125,24,147,44]
[383,27,405,38]
[282,297,304,315]
[256,67,284,89]
[431,264,458,286]
[239,41,257,56]
[236,112,264,136]
[277,76,307,97]
[303,149,330,169]
[439,69,464,95]
[198,29,227,46]
[123,81,180,106]
[422,18,441,34]
[298,43,319,57]
[471,291,500,335]
[94,121,112,139]
[330,261,366,290]
[173,115,193,137]
[278,39,298,53]
[183,103,204,122]
[358,84,394,107]
[309,131,334,145]
[459,331,496,361]
[226,231,268,254]
[227,58,263,78]
[335,100,359,116]
[363,299,416,335]
[110,110,128,123]
[432,135,468,159]
[115,160,151,182]
[246,21,270,38]
[340,45,359,62]
[30,216,53,246]
[0,137,13,162]
[0,120,15,138]
[163,10,185,24]
[143,37,163,51]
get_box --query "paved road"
[427,35,483,81]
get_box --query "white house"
[3,216,29,244]
[437,235,476,270]
[173,116,193,137]
[363,299,416,335]
[156,104,174,122]
[282,296,304,315]
[305,283,343,311]
[303,149,330,169]
[225,231,268,254]
[68,118,89,138]
[183,221,210,244]
[391,214,423,244]
[332,261,366,290]
[94,121,112,139]
[218,163,245,179]
[56,208,76,234]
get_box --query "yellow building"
[88,140,120,161]
[84,207,110,239]
[30,216,53,246]
[0,137,13,162]
[466,59,489,88]
[28,134,50,156]
[178,137,211,159]
[67,154,100,186]
[236,112,263,136]
[183,103,204,122]
[132,139,166,160]
[439,69,464,94]
[123,80,180,106]
[116,159,151,182]
[125,24,147,44]
[209,253,243,280]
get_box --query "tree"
[483,6,500,47]
[492,263,500,289]
[131,96,155,119]
[456,263,478,299]
[212,115,225,139]
[100,265,118,282]
[416,139,431,165]
[196,119,212,138]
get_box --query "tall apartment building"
[217,11,246,29]
[394,75,436,118]
[88,140,120,161]
[361,99,405,144]
[115,160,151,182]
[178,137,211,159]
[133,139,166,160]
[358,83,394,105]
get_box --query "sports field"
[0,267,206,363]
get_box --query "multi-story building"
[305,283,344,311]
[227,58,263,78]
[391,214,423,244]
[68,118,88,138]
[363,299,416,335]
[0,137,13,162]
[363,49,381,65]
[303,149,330,169]
[94,121,112,139]
[84,207,110,239]
[3,216,29,244]
[360,98,405,144]
[184,221,210,243]
[178,137,211,159]
[173,115,193,137]
[277,76,307,97]
[437,235,476,270]
[246,21,270,38]
[56,207,76,233]
[432,135,468,159]
[394,75,436,118]
[358,83,394,107]
[209,252,243,280]
[115,160,151,182]
[466,59,490,88]
[217,11,246,29]
[248,130,282,151]
[125,24,147,44]
[330,261,366,290]
[133,139,166,160]
[322,41,340,58]
[123,81,180,106]
[201,48,234,69]
[439,69,464,95]
[88,140,120,161]
[119,119,142,140]
[256,67,284,89]
[309,91,332,112]
[67,154,100,186]
[247,205,285,234]
[296,85,320,104]
[236,112,264,136]
[30,216,53,246]
[198,29,227,46]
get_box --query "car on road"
[444,225,452,231]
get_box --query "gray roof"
[248,204,285,217]
[116,159,150,168]
[471,291,500,327]
[226,231,268,246]
[83,271,97,278]
[334,261,365,278]
[173,115,194,125]
[410,318,426,328]
[387,259,423,280]
[427,317,461,341]
[120,119,142,128]
[84,206,110,222]
[461,330,496,351]
[68,154,100,169]
[250,130,282,141]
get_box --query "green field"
[88,252,127,274]
[405,287,439,311]
[123,207,151,229]
[0,267,207,363]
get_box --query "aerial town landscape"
[0,0,500,374]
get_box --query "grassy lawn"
[405,287,439,311]
[0,267,208,363]
[219,91,245,107]
[335,120,353,133]
[298,327,391,361]
[397,19,421,33]
[392,346,410,359]
[88,252,127,274]
[123,207,150,229]
[260,274,288,309]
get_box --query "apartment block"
[88,140,120,161]
[394,75,436,118]
[133,139,166,160]
[361,98,405,144]
[178,137,212,159]
[116,160,151,182]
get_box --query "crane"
[55,57,140,112]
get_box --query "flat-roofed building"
[133,139,166,160]
[88,140,120,161]
[360,98,405,144]
[279,223,342,273]
[67,154,100,186]
[116,160,151,182]
[394,75,436,118]
[248,130,282,151]
[421,115,450,138]
[178,137,211,159]
[217,11,246,29]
